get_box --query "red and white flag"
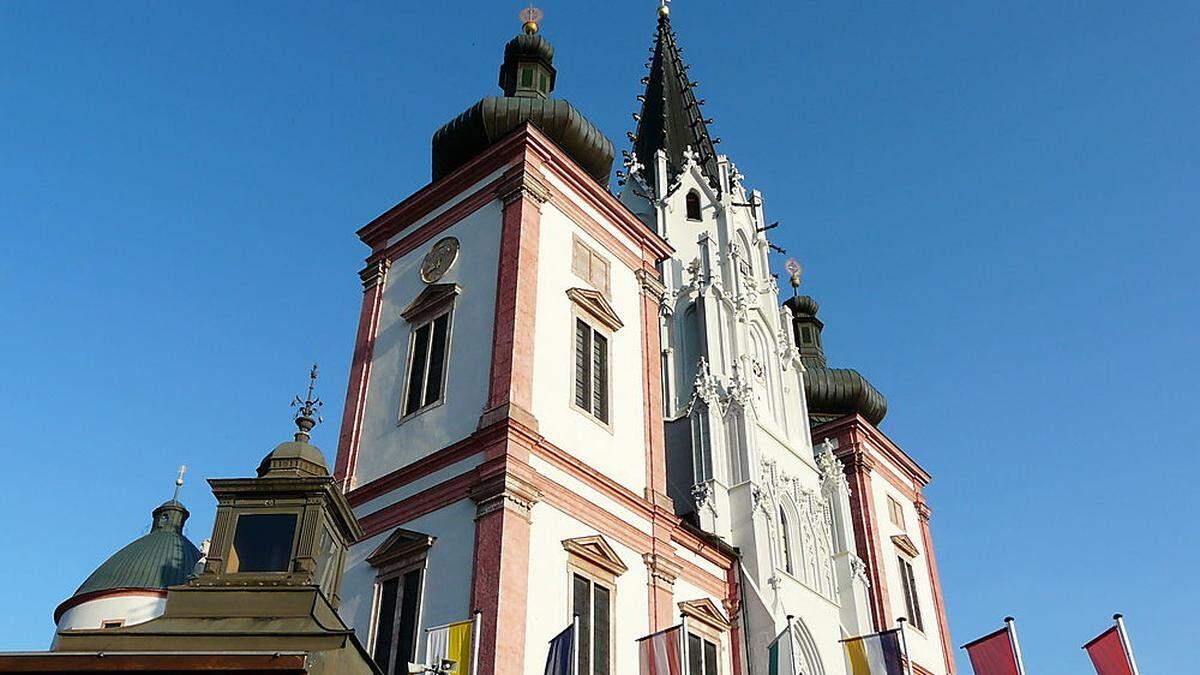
[1083,615,1140,675]
[638,623,685,675]
[962,619,1025,675]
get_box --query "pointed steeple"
[632,5,720,191]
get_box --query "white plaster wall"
[355,202,503,486]
[523,503,653,675]
[867,473,948,674]
[56,594,166,632]
[339,499,479,662]
[529,203,648,495]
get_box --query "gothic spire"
[632,4,721,191]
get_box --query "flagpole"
[897,617,915,675]
[1004,617,1029,675]
[571,614,580,675]
[786,615,800,675]
[681,613,690,671]
[1113,614,1141,675]
[471,610,482,675]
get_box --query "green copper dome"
[431,28,614,184]
[67,500,201,604]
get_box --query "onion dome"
[431,23,615,184]
[55,499,201,623]
[785,295,888,426]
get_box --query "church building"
[6,6,954,675]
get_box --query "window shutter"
[702,640,718,675]
[573,574,592,675]
[424,314,450,406]
[575,320,592,410]
[687,633,704,675]
[405,323,431,415]
[397,569,423,664]
[592,331,608,422]
[593,584,611,675]
[372,578,398,670]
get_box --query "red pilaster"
[843,448,892,630]
[917,498,956,674]
[636,266,670,507]
[480,169,548,431]
[334,258,390,490]
[643,552,680,631]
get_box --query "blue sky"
[1,1,1196,671]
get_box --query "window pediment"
[891,534,920,558]
[562,535,628,577]
[367,528,436,570]
[401,283,461,322]
[567,288,623,331]
[678,597,731,632]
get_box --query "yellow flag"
[427,618,475,675]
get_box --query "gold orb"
[523,20,539,34]
[658,5,670,17]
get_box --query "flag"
[962,626,1020,675]
[767,621,798,675]
[426,615,478,675]
[544,620,577,675]
[638,624,685,675]
[1084,616,1141,675]
[841,629,906,675]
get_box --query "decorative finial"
[172,464,187,502]
[784,259,803,298]
[659,0,671,18]
[519,6,543,34]
[291,364,324,442]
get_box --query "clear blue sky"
[1,1,1195,671]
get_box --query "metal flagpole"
[785,615,800,675]
[471,611,482,675]
[1113,614,1141,675]
[571,614,580,675]
[897,617,915,675]
[681,614,690,673]
[1004,617,1029,675]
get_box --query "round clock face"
[420,236,460,283]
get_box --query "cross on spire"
[291,364,324,442]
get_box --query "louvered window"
[371,568,424,674]
[898,556,924,631]
[686,632,720,675]
[572,573,612,675]
[573,318,609,423]
[403,310,451,418]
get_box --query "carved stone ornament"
[420,236,460,284]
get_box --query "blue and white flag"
[543,618,578,675]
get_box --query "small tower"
[194,365,362,607]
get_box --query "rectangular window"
[898,557,924,632]
[404,310,451,417]
[100,620,124,629]
[573,318,609,424]
[229,513,297,572]
[372,568,424,674]
[888,496,906,530]
[572,573,612,675]
[572,237,611,296]
[687,633,720,675]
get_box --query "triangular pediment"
[367,528,436,569]
[562,535,628,576]
[567,288,624,331]
[401,283,461,322]
[891,534,920,558]
[678,598,730,631]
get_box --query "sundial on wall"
[420,236,460,283]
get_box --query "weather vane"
[784,259,803,297]
[291,364,324,439]
[519,5,543,34]
[172,465,187,501]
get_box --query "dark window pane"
[704,639,718,675]
[688,633,704,675]
[686,191,702,220]
[372,577,399,671]
[397,570,423,666]
[801,326,813,343]
[231,513,296,572]
[539,73,549,92]
[521,67,534,87]
[592,332,608,422]
[593,585,611,675]
[575,320,591,410]
[423,313,450,406]
[405,323,431,415]
[573,575,591,675]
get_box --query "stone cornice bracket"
[915,497,933,522]
[643,552,682,589]
[635,268,667,303]
[469,472,542,521]
[497,170,551,206]
[359,257,392,290]
[840,449,875,475]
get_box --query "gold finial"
[520,6,543,34]
[172,465,187,501]
[659,0,671,18]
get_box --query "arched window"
[685,190,702,221]
[778,505,795,575]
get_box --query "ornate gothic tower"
[332,16,743,675]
